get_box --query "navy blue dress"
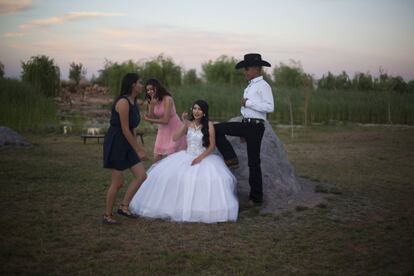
[103,96,141,170]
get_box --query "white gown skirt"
[129,151,239,223]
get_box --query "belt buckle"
[242,118,256,123]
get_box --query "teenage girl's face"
[133,80,143,95]
[192,104,204,120]
[146,84,156,98]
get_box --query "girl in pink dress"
[143,79,187,163]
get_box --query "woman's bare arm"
[116,98,147,159]
[144,96,172,125]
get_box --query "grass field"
[0,79,57,132]
[173,85,414,125]
[0,125,413,275]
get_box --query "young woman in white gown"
[129,100,239,223]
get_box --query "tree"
[97,59,141,97]
[407,80,414,94]
[69,62,86,85]
[373,68,409,93]
[21,55,60,97]
[201,55,244,85]
[389,76,408,93]
[183,69,201,85]
[273,60,312,88]
[352,72,373,91]
[141,54,182,87]
[0,61,4,78]
[318,71,336,90]
[335,71,351,90]
[374,69,391,91]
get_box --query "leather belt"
[241,118,264,124]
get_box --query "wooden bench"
[81,131,145,144]
[81,134,105,144]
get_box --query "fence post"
[288,94,294,138]
[387,90,392,124]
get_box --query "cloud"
[92,25,270,69]
[97,25,257,53]
[0,0,32,15]
[2,32,24,38]
[20,11,124,29]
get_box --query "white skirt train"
[129,151,239,223]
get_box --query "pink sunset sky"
[1,0,413,80]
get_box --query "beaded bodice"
[186,126,205,156]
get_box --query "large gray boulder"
[224,117,323,213]
[0,126,31,148]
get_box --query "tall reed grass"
[172,84,243,121]
[0,78,58,131]
[171,84,414,125]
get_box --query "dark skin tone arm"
[116,98,147,160]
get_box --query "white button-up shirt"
[241,76,274,120]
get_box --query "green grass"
[0,78,58,132]
[1,126,413,274]
[2,79,413,135]
[172,85,414,125]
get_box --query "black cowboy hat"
[235,53,271,69]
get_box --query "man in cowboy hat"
[215,53,274,208]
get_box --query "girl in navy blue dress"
[103,73,147,224]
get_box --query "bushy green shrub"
[183,69,201,85]
[201,55,245,85]
[21,55,60,98]
[273,60,313,89]
[97,59,140,97]
[140,54,182,87]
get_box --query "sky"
[1,0,413,80]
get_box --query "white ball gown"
[129,126,239,223]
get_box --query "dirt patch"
[56,84,113,120]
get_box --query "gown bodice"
[186,127,206,156]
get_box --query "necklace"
[193,121,202,130]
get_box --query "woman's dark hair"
[120,73,140,101]
[191,99,210,148]
[144,78,171,102]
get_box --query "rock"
[0,126,32,148]
[225,117,323,214]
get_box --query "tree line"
[1,54,413,99]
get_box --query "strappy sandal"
[102,214,120,225]
[117,204,138,219]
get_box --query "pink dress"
[153,98,187,155]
